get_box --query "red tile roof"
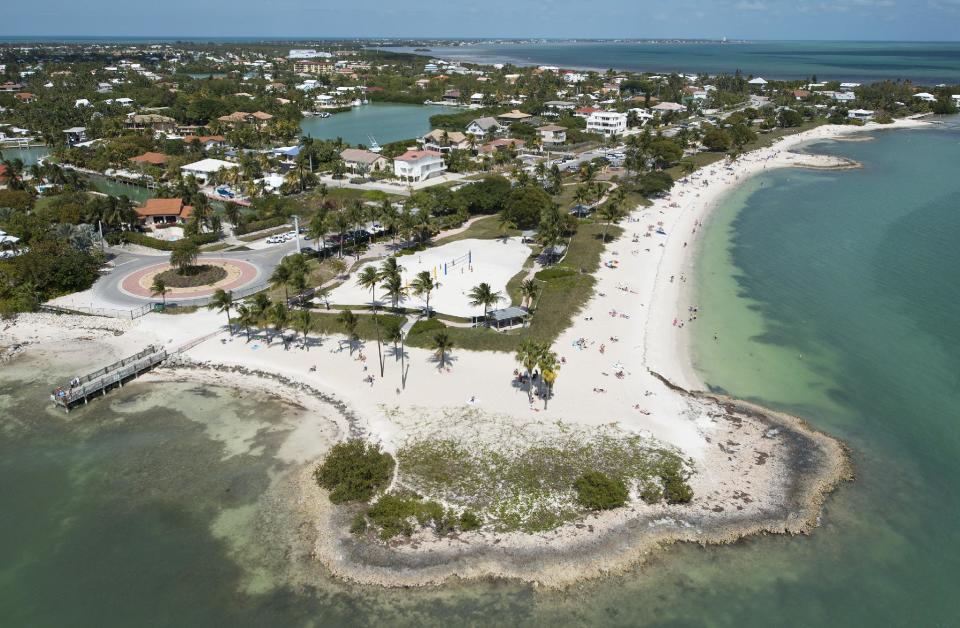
[135,198,193,219]
[395,150,443,162]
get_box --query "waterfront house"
[748,77,768,90]
[914,92,937,102]
[839,82,861,92]
[536,124,567,145]
[470,93,485,107]
[442,89,461,104]
[465,116,503,139]
[421,129,470,153]
[180,158,238,185]
[217,111,273,127]
[63,127,87,146]
[393,150,446,183]
[129,152,170,167]
[340,148,389,174]
[135,198,193,226]
[848,109,874,121]
[586,111,627,137]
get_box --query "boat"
[368,136,382,153]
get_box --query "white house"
[848,109,874,121]
[180,158,238,185]
[74,99,91,108]
[952,94,960,106]
[651,102,686,114]
[393,150,446,183]
[832,92,856,103]
[748,77,768,90]
[289,49,332,59]
[536,124,567,145]
[563,72,588,83]
[839,82,861,92]
[586,111,627,137]
[465,116,502,139]
[914,92,937,102]
[470,93,485,106]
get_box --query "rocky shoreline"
[151,356,850,590]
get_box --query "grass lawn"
[432,214,519,246]
[308,310,406,342]
[238,225,289,242]
[265,256,341,302]
[553,180,610,210]
[405,221,622,353]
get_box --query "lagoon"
[299,103,450,147]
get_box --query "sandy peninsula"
[2,118,927,589]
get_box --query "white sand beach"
[4,119,924,587]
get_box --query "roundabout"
[119,258,261,301]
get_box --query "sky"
[4,0,960,41]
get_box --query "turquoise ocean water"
[1,121,959,625]
[386,41,960,83]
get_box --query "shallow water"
[384,41,960,83]
[3,121,959,626]
[299,103,449,147]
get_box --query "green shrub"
[349,512,368,535]
[117,230,221,251]
[459,510,482,531]
[366,494,425,539]
[657,459,694,504]
[234,216,287,236]
[639,481,663,504]
[663,474,694,504]
[315,439,394,504]
[573,471,629,511]
[535,267,578,281]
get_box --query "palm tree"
[268,301,290,348]
[224,202,243,231]
[236,304,257,341]
[207,289,234,334]
[467,282,502,326]
[151,278,169,308]
[597,200,624,243]
[357,266,380,309]
[338,309,359,355]
[377,256,404,283]
[432,331,453,369]
[270,262,292,302]
[380,273,406,311]
[292,309,313,350]
[307,209,329,254]
[519,279,540,309]
[356,265,384,375]
[385,321,403,361]
[516,340,543,403]
[537,349,560,409]
[409,270,437,317]
[573,185,589,209]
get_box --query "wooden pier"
[50,345,168,412]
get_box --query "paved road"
[87,242,296,308]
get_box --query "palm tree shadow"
[428,352,459,369]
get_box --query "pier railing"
[51,345,168,410]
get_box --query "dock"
[50,345,168,412]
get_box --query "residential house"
[217,111,273,127]
[465,116,502,139]
[848,109,874,122]
[129,152,170,167]
[496,110,532,126]
[651,102,686,114]
[393,150,446,182]
[135,198,193,226]
[479,138,525,154]
[0,82,23,92]
[63,127,87,146]
[14,93,35,103]
[839,82,861,92]
[586,111,627,137]
[914,92,937,102]
[793,90,811,100]
[544,101,576,112]
[294,60,333,74]
[183,135,226,150]
[75,99,91,108]
[442,89,461,104]
[470,93,485,107]
[340,148,389,174]
[125,113,177,133]
[536,124,567,145]
[420,129,470,153]
[748,77,768,90]
[180,158,238,185]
